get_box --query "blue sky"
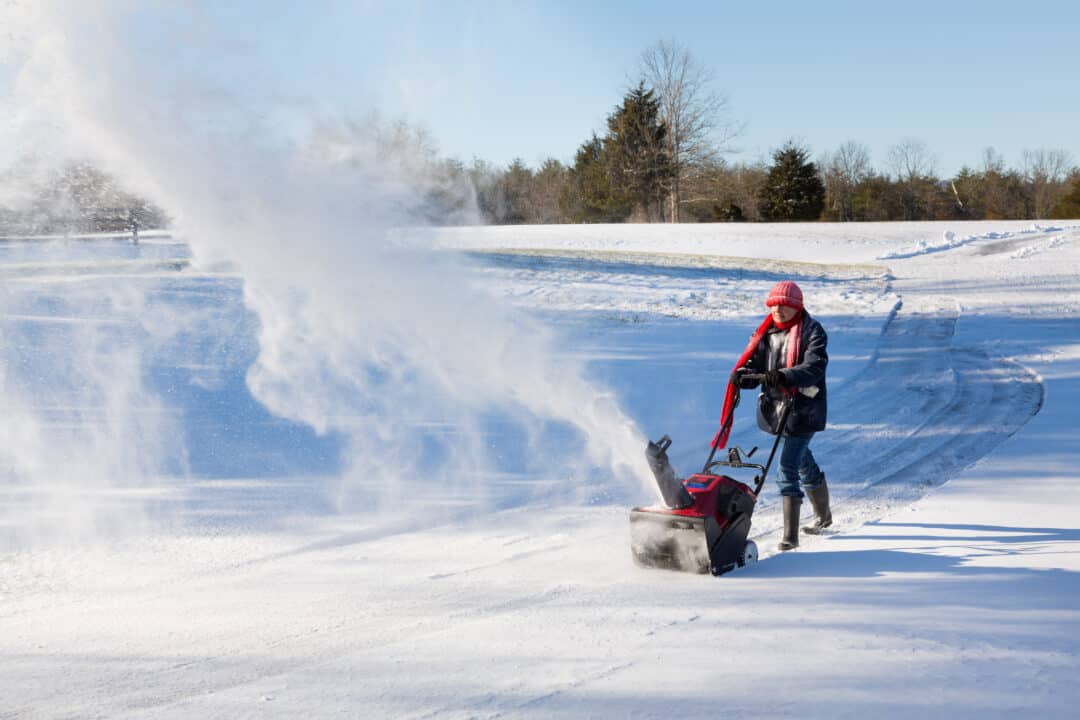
[4,1,1078,177]
[273,0,1080,176]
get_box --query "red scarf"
[711,310,804,450]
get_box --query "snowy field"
[2,220,1078,719]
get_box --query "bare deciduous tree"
[821,141,871,221]
[639,39,739,222]
[968,146,1029,220]
[887,138,937,220]
[1021,147,1074,218]
[887,137,937,182]
[981,146,1006,174]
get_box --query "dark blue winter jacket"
[742,312,828,437]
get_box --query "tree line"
[5,134,1076,236]
[467,140,1080,226]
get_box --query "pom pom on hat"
[765,280,804,310]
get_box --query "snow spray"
[0,3,651,545]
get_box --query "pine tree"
[603,83,673,222]
[498,158,533,224]
[757,142,825,222]
[561,134,631,222]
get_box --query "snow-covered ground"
[2,220,1079,719]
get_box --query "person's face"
[770,303,799,323]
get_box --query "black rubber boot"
[778,496,801,551]
[803,478,832,534]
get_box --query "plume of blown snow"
[0,2,652,536]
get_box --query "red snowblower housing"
[630,373,791,576]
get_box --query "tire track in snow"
[835,295,1043,499]
[857,350,1042,495]
[749,294,1044,548]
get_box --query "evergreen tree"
[1051,175,1080,219]
[757,142,825,221]
[945,161,1030,221]
[561,134,630,222]
[603,83,673,222]
[528,158,569,224]
[851,174,904,221]
[499,158,533,224]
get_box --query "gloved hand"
[730,368,759,389]
[763,369,788,388]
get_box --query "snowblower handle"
[753,398,794,496]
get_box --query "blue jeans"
[776,433,825,498]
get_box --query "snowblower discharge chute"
[630,373,791,576]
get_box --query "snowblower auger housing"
[630,471,758,575]
[630,375,791,576]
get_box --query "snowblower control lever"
[727,445,758,463]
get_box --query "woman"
[731,280,832,551]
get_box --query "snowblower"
[630,373,792,576]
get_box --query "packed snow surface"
[2,220,1080,719]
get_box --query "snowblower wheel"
[738,540,758,567]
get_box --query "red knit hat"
[765,280,804,310]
